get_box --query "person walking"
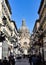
[8,55,15,65]
[29,55,32,65]
[36,53,42,65]
[3,57,9,65]
[11,57,15,65]
[31,54,38,65]
[0,59,3,65]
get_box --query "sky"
[8,0,41,33]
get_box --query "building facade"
[19,20,31,55]
[0,0,12,59]
[10,20,19,56]
[38,0,46,61]
[0,0,18,59]
[32,0,46,61]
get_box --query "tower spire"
[22,19,26,26]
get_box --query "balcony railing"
[2,26,11,37]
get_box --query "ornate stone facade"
[19,19,31,55]
[38,0,46,61]
[0,0,18,59]
[32,0,46,61]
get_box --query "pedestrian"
[29,55,32,65]
[8,57,11,65]
[3,57,9,65]
[8,55,15,65]
[31,54,38,65]
[36,53,42,65]
[0,59,3,65]
[8,56,12,65]
[12,57,15,65]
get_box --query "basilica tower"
[19,19,31,55]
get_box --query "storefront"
[0,42,2,59]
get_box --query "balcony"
[0,31,5,42]
[6,20,13,31]
[2,26,11,37]
[2,16,13,31]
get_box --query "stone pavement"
[15,58,30,65]
[15,57,46,65]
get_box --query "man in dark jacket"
[0,59,3,65]
[31,54,38,65]
[8,55,15,65]
[3,57,9,65]
[29,55,32,65]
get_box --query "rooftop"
[5,0,12,14]
[33,19,39,33]
[38,0,44,14]
[11,20,18,32]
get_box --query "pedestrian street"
[15,58,30,65]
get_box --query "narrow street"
[15,58,30,65]
[0,0,46,65]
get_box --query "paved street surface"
[15,58,30,65]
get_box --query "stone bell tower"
[22,19,26,26]
[19,19,31,55]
